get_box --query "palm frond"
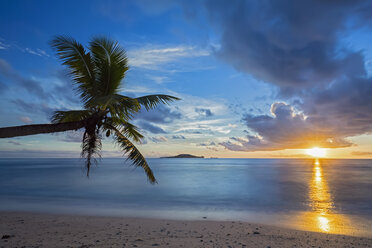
[111,126,156,183]
[51,110,92,124]
[136,94,180,110]
[81,127,102,176]
[89,37,129,97]
[85,94,140,117]
[104,119,144,143]
[120,122,144,143]
[50,36,96,104]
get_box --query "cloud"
[7,140,21,146]
[0,38,49,57]
[299,76,372,138]
[0,59,52,100]
[128,45,209,70]
[51,70,81,105]
[198,141,216,146]
[202,0,372,94]
[0,80,8,93]
[351,151,372,156]
[220,102,353,152]
[19,116,32,124]
[222,76,372,152]
[195,107,213,117]
[172,135,185,140]
[12,99,58,118]
[183,130,202,134]
[147,75,169,84]
[124,85,156,94]
[149,136,168,143]
[24,48,49,57]
[0,59,80,108]
[0,40,9,50]
[60,131,84,143]
[192,1,372,152]
[137,120,167,134]
[197,141,219,151]
[134,105,182,124]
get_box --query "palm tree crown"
[6,36,179,183]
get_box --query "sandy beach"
[1,212,371,248]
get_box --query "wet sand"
[1,211,372,248]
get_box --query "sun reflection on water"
[299,158,353,234]
[310,158,333,232]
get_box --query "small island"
[160,154,204,158]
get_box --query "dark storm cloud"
[199,0,372,151]
[137,120,167,134]
[195,107,213,117]
[300,77,372,137]
[203,0,372,93]
[222,76,372,152]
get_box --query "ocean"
[1,158,372,236]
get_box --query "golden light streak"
[309,159,333,232]
[297,159,353,234]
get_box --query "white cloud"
[0,39,49,57]
[123,85,156,94]
[25,48,49,57]
[0,41,8,50]
[158,93,242,137]
[127,45,210,70]
[147,75,169,84]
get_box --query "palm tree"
[0,36,180,183]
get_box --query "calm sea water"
[1,158,372,236]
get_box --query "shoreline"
[1,211,372,247]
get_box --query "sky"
[0,0,372,158]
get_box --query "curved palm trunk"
[0,120,87,138]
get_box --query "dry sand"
[1,212,372,248]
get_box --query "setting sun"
[306,147,327,158]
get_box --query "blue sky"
[1,0,372,158]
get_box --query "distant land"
[160,154,204,158]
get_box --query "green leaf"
[111,126,156,183]
[51,110,92,124]
[50,36,96,104]
[81,128,102,177]
[89,37,129,97]
[86,94,140,117]
[104,120,144,143]
[136,94,180,110]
